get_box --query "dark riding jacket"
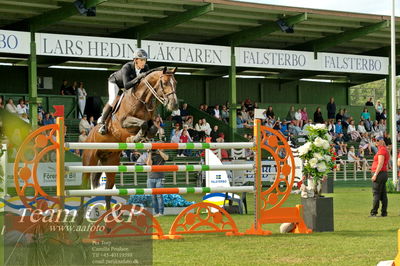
[108,62,149,89]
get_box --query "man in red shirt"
[370,136,390,217]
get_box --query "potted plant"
[298,124,335,232]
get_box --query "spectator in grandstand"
[381,109,387,122]
[153,115,165,140]
[42,113,55,125]
[295,108,302,127]
[327,97,336,120]
[266,106,275,121]
[201,118,212,135]
[347,120,361,141]
[286,106,296,121]
[210,125,220,142]
[313,107,324,124]
[288,120,301,136]
[60,80,70,95]
[20,113,29,124]
[221,105,229,124]
[237,113,250,129]
[334,133,347,155]
[79,129,88,143]
[335,120,343,135]
[79,115,91,134]
[178,128,193,157]
[342,109,350,122]
[365,97,374,106]
[195,119,206,141]
[357,120,367,135]
[171,123,181,140]
[199,104,206,112]
[146,148,169,217]
[37,103,45,122]
[301,107,308,126]
[348,146,361,170]
[375,100,384,121]
[240,106,251,123]
[89,116,96,130]
[396,109,400,132]
[370,136,389,217]
[213,105,221,120]
[378,119,386,134]
[206,105,215,116]
[171,107,182,125]
[5,98,17,114]
[360,107,372,131]
[77,81,87,119]
[180,103,192,122]
[0,96,4,109]
[359,133,377,154]
[335,109,344,122]
[16,99,28,117]
[171,130,180,143]
[371,120,381,138]
[328,120,336,136]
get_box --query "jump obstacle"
[13,117,311,240]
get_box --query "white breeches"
[108,82,120,105]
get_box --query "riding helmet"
[133,48,148,60]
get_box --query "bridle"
[132,73,176,109]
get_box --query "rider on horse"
[98,48,150,135]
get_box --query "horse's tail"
[91,172,102,189]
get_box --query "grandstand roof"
[0,0,399,84]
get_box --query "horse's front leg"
[122,117,148,143]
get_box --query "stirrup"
[98,123,107,135]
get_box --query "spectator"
[16,99,28,116]
[365,97,374,106]
[266,106,275,120]
[301,107,308,126]
[37,103,45,122]
[79,130,88,143]
[221,105,229,124]
[334,133,347,155]
[348,146,361,170]
[171,108,182,125]
[0,96,4,109]
[359,133,376,154]
[89,116,96,130]
[213,105,221,120]
[396,109,400,132]
[60,80,69,95]
[371,120,382,138]
[244,98,253,111]
[361,107,371,131]
[328,120,336,136]
[313,107,324,124]
[327,97,336,120]
[153,115,165,140]
[381,109,387,122]
[236,113,247,129]
[375,101,384,121]
[146,148,169,217]
[288,120,301,136]
[20,113,29,124]
[279,120,288,136]
[77,81,87,119]
[286,106,296,121]
[171,130,180,143]
[79,115,91,134]
[378,119,386,135]
[171,123,181,140]
[199,104,206,112]
[180,103,192,122]
[201,118,212,135]
[342,109,350,122]
[240,106,251,124]
[294,108,302,127]
[42,113,55,125]
[178,129,193,157]
[336,109,344,122]
[347,120,361,141]
[335,120,343,135]
[210,125,220,142]
[70,81,78,95]
[357,120,367,135]
[195,119,206,141]
[5,98,17,114]
[370,136,389,217]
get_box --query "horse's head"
[153,67,179,111]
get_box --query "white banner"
[9,162,82,187]
[0,30,30,55]
[236,47,388,75]
[143,40,230,66]
[36,33,138,60]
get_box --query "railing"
[331,159,374,181]
[118,161,202,186]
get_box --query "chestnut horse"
[81,67,178,210]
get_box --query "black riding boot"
[98,104,113,135]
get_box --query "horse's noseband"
[143,74,176,106]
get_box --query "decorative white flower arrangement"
[298,124,335,197]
